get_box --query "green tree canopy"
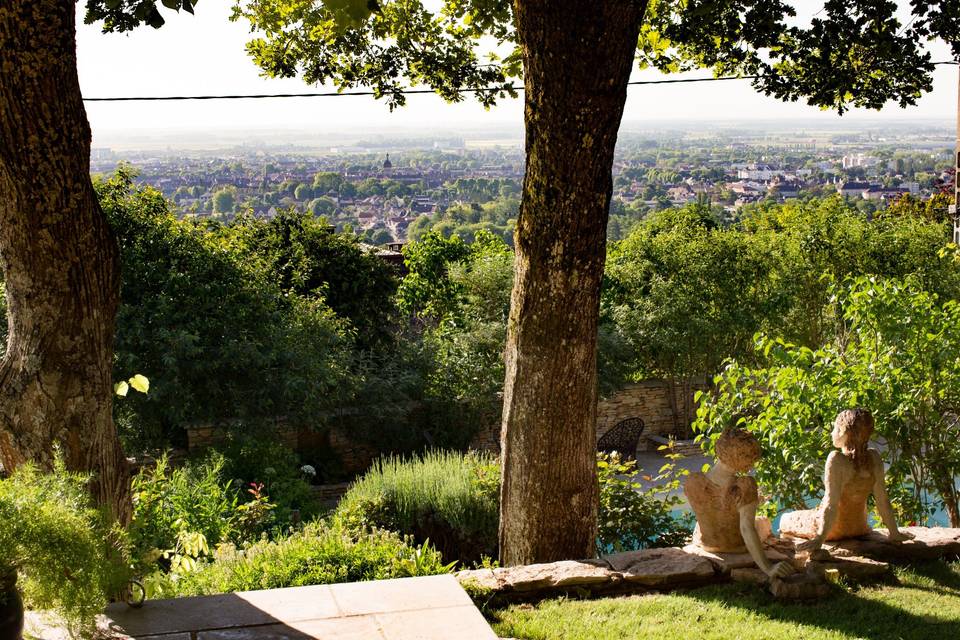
[224,0,957,112]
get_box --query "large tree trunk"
[0,1,129,522]
[499,0,644,565]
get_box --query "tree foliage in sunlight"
[695,276,960,527]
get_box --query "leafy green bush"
[336,450,692,563]
[128,454,241,566]
[0,459,119,639]
[231,209,399,350]
[156,522,453,597]
[335,451,499,564]
[97,168,351,452]
[596,452,693,554]
[695,275,960,525]
[129,445,318,576]
[213,434,319,525]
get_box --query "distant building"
[382,154,393,170]
[841,154,880,169]
[899,182,920,195]
[667,184,696,204]
[736,163,782,181]
[838,181,874,198]
[768,178,801,200]
[862,186,910,202]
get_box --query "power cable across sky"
[82,62,958,102]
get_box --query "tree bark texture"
[499,0,645,565]
[0,1,129,521]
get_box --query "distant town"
[90,120,955,246]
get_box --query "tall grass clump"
[334,450,499,564]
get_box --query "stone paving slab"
[28,575,496,640]
[104,585,341,637]
[329,575,474,616]
[374,605,497,640]
[605,547,716,586]
[457,527,960,603]
[197,618,384,639]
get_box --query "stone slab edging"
[457,526,960,603]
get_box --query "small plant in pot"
[0,458,118,639]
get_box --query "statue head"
[832,408,874,458]
[715,428,761,473]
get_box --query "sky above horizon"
[77,2,956,140]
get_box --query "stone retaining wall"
[469,378,711,454]
[310,481,353,505]
[185,422,377,476]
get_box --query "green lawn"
[489,562,960,640]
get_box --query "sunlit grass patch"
[491,561,960,640]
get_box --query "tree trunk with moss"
[498,0,645,565]
[0,1,129,522]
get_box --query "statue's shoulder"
[735,475,759,501]
[825,450,846,468]
[684,470,708,489]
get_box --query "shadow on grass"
[682,562,960,640]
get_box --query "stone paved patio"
[27,575,497,640]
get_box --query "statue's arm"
[738,502,792,578]
[797,451,843,551]
[871,449,914,542]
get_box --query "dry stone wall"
[185,422,377,476]
[469,378,711,454]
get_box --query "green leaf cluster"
[0,459,120,639]
[227,0,955,114]
[596,451,693,554]
[97,168,353,451]
[152,520,453,597]
[695,275,960,525]
[84,0,199,31]
[603,197,960,385]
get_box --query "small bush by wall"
[334,451,500,564]
[334,450,692,565]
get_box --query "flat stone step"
[27,575,497,640]
[821,527,960,562]
[457,527,960,603]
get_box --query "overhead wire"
[82,61,958,102]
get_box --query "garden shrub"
[129,445,319,574]
[335,451,500,564]
[156,522,452,597]
[336,450,693,563]
[213,434,319,525]
[97,168,351,452]
[128,454,242,565]
[596,452,693,554]
[695,275,960,526]
[0,459,119,639]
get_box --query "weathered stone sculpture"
[684,428,793,578]
[780,408,914,552]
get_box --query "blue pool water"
[669,500,952,535]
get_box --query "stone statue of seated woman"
[684,428,793,579]
[779,408,914,553]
